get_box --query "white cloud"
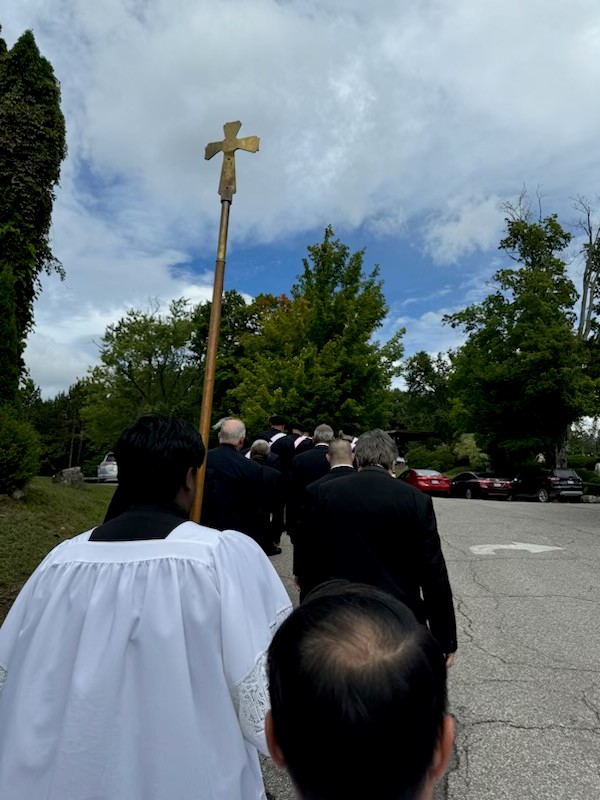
[4,0,600,394]
[423,195,505,265]
[393,310,466,359]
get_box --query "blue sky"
[3,0,600,397]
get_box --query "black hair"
[113,415,205,505]
[268,582,447,800]
[269,414,287,426]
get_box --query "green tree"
[402,351,453,439]
[26,382,95,475]
[404,442,455,473]
[445,209,592,468]
[381,387,410,430]
[190,290,277,422]
[81,300,200,451]
[0,27,66,362]
[230,227,404,432]
[0,404,40,493]
[453,433,489,470]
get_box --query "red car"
[399,469,451,496]
[450,471,512,499]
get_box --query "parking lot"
[264,496,600,800]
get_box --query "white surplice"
[0,521,292,800]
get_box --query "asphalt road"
[262,496,600,800]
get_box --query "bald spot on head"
[327,438,353,466]
[218,417,246,445]
[302,615,407,674]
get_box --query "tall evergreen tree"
[0,27,66,362]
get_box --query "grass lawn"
[0,477,116,623]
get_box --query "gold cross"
[205,121,260,202]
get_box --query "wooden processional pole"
[189,121,260,523]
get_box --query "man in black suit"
[293,437,355,599]
[201,417,281,555]
[304,429,457,660]
[286,423,334,542]
[252,414,288,450]
[248,439,285,552]
[251,415,296,540]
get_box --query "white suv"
[97,452,118,482]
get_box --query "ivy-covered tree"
[0,27,66,362]
[445,209,592,468]
[0,266,19,405]
[229,226,404,431]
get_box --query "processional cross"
[190,121,260,522]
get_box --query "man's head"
[114,415,205,510]
[250,439,270,460]
[325,437,353,468]
[269,414,287,431]
[218,417,246,449]
[313,424,334,445]
[266,583,453,800]
[354,429,398,472]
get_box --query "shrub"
[567,455,598,471]
[578,468,600,484]
[405,443,455,473]
[453,433,489,471]
[0,404,40,494]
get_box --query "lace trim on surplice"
[231,648,270,740]
[231,605,292,740]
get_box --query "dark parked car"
[510,469,583,503]
[450,471,512,500]
[398,469,451,496]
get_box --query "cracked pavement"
[263,497,600,799]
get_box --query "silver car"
[97,452,118,482]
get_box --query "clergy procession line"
[0,414,457,800]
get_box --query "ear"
[265,711,287,768]
[185,466,197,494]
[430,714,455,781]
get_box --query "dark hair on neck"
[268,582,447,800]
[113,415,205,505]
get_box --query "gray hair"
[313,424,334,445]
[354,429,398,470]
[218,417,246,444]
[250,439,270,458]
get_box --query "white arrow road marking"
[470,542,564,555]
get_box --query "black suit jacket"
[287,445,330,538]
[293,465,356,579]
[201,444,266,544]
[305,466,457,653]
[252,457,285,534]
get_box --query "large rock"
[582,494,600,503]
[52,467,85,488]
